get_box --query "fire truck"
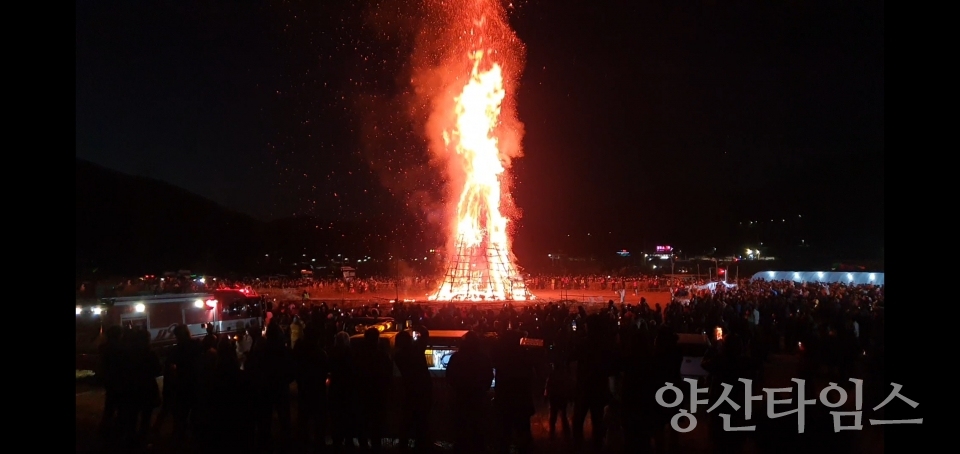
[77,288,266,346]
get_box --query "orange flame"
[448,50,507,249]
[429,2,530,302]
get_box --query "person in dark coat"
[621,325,655,454]
[294,323,329,451]
[651,327,683,454]
[571,315,614,449]
[97,326,124,436]
[394,328,433,452]
[246,321,295,453]
[201,323,218,351]
[701,333,756,454]
[544,361,573,437]
[355,328,393,451]
[117,329,162,451]
[328,331,357,450]
[493,330,535,454]
[166,325,201,442]
[212,335,244,451]
[446,331,493,454]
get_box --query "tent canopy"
[751,271,883,286]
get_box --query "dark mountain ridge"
[76,159,389,278]
[76,158,266,276]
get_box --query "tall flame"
[429,2,530,301]
[449,51,507,249]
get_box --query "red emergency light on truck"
[78,288,265,346]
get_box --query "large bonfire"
[426,0,531,302]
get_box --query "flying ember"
[430,0,531,302]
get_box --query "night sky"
[75,0,884,261]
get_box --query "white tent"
[692,281,737,292]
[751,271,883,286]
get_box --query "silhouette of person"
[328,331,357,450]
[702,332,756,454]
[211,335,243,451]
[194,331,221,452]
[621,324,655,454]
[294,323,330,452]
[166,325,201,442]
[545,361,573,437]
[651,327,683,454]
[446,331,493,454]
[201,323,218,352]
[246,321,295,453]
[571,314,614,449]
[355,328,393,451]
[117,329,161,451]
[394,328,432,452]
[97,325,124,436]
[493,330,535,454]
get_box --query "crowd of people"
[250,275,685,294]
[78,275,409,298]
[93,278,883,454]
[79,273,695,300]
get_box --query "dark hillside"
[75,158,265,277]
